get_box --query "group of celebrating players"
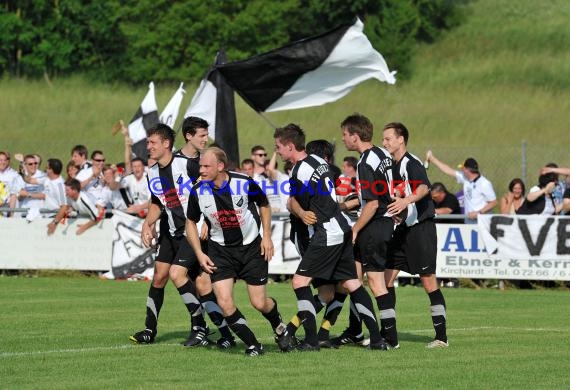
[129,113,448,356]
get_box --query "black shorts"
[297,232,357,282]
[386,219,437,275]
[208,236,268,286]
[312,278,334,289]
[354,217,393,272]
[156,234,203,281]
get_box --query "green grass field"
[1,276,569,389]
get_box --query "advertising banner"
[438,216,570,281]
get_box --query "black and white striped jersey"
[187,171,269,246]
[148,154,200,237]
[357,145,393,218]
[68,192,100,221]
[392,152,435,226]
[289,214,314,256]
[291,154,351,246]
[173,150,201,173]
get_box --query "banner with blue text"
[437,216,570,281]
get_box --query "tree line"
[0,0,465,84]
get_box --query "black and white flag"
[217,17,396,113]
[185,50,239,164]
[160,82,185,128]
[128,82,159,162]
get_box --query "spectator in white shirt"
[71,144,92,172]
[341,156,358,179]
[122,157,150,216]
[9,154,46,218]
[47,178,104,236]
[37,158,67,213]
[15,152,46,177]
[97,164,125,210]
[426,151,497,223]
[76,150,106,202]
[34,154,44,172]
[24,158,66,215]
[241,158,254,178]
[251,145,268,179]
[66,160,80,180]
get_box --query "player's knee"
[215,296,234,315]
[420,275,439,293]
[367,275,387,296]
[318,286,335,303]
[168,268,186,285]
[249,296,267,312]
[194,274,212,295]
[291,275,310,290]
[341,278,362,292]
[384,270,398,287]
[152,272,169,287]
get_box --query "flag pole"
[256,111,277,130]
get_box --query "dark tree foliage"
[0,0,125,81]
[0,0,464,83]
[413,0,466,43]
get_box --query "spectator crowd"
[2,125,568,233]
[1,123,152,234]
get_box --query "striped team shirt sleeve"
[186,187,202,223]
[247,179,269,208]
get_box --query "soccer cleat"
[129,329,155,344]
[386,339,400,350]
[182,326,211,347]
[368,339,389,350]
[362,337,399,349]
[384,338,400,349]
[318,339,338,349]
[275,329,296,352]
[331,329,365,347]
[216,336,236,350]
[426,339,449,349]
[296,340,321,352]
[245,344,264,357]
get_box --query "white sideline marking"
[408,326,570,334]
[0,342,181,359]
[1,326,568,359]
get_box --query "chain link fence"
[403,142,569,208]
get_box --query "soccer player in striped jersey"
[382,122,448,349]
[185,147,292,357]
[332,113,399,349]
[175,117,235,349]
[282,141,350,349]
[129,122,231,348]
[274,123,388,351]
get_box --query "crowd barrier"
[1,212,569,281]
[0,216,112,270]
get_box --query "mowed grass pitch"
[1,277,568,389]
